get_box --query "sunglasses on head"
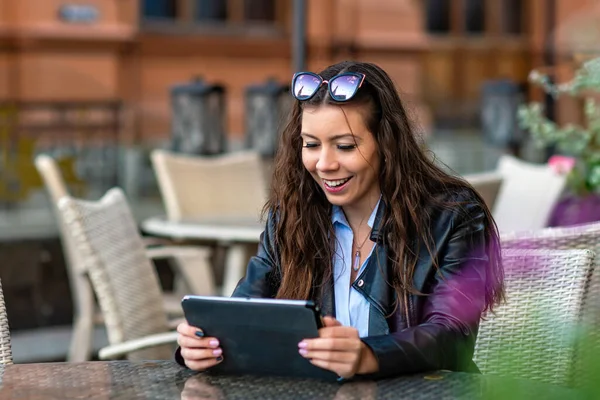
[291,72,366,102]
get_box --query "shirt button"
[357,279,364,287]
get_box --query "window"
[244,0,276,22]
[142,0,279,27]
[465,0,484,34]
[425,0,526,37]
[425,0,451,34]
[502,0,523,35]
[195,0,226,22]
[143,0,177,19]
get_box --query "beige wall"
[17,53,119,100]
[554,0,599,56]
[0,54,10,98]
[354,0,424,47]
[553,0,599,126]
[0,0,133,101]
[10,0,129,26]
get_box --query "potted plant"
[518,56,600,226]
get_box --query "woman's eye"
[303,143,319,148]
[337,144,357,151]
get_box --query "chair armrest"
[146,245,210,260]
[146,246,216,296]
[98,331,179,360]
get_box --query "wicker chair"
[56,188,214,360]
[36,155,215,361]
[492,154,567,232]
[151,149,268,293]
[501,222,600,386]
[34,154,98,362]
[474,248,595,387]
[150,149,268,222]
[0,278,13,365]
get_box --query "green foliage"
[518,57,600,195]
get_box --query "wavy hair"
[265,61,504,313]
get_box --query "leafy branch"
[518,57,600,195]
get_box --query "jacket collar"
[369,199,387,244]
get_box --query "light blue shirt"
[332,200,380,338]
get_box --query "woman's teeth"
[324,178,350,187]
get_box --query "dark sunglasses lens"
[329,75,360,101]
[293,74,321,100]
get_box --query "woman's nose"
[316,148,338,172]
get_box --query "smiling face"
[301,105,381,215]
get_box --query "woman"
[176,61,504,380]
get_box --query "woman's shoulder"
[430,185,487,220]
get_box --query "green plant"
[518,57,600,195]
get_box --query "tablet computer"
[181,295,338,381]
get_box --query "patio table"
[0,360,581,399]
[141,216,264,296]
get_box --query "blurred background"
[0,0,598,363]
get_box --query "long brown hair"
[266,61,504,313]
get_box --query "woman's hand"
[298,316,379,379]
[177,321,223,371]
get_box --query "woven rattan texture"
[474,248,594,387]
[501,223,600,386]
[0,361,578,399]
[59,189,172,360]
[0,279,12,365]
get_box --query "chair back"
[462,171,503,210]
[34,154,95,362]
[57,188,172,360]
[0,278,13,365]
[492,155,566,232]
[474,248,594,386]
[501,222,600,386]
[151,150,268,221]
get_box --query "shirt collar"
[331,196,382,229]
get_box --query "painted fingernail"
[213,348,222,356]
[298,341,307,349]
[216,356,223,362]
[209,339,219,347]
[194,330,204,338]
[299,349,308,356]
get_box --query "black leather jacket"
[232,189,489,379]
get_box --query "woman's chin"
[323,193,351,207]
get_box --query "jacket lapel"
[319,277,336,318]
[320,199,395,331]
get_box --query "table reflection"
[0,361,581,400]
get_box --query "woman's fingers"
[180,345,225,372]
[177,321,205,338]
[180,347,223,362]
[184,356,224,371]
[299,349,357,364]
[177,335,220,349]
[299,337,361,352]
[177,320,224,371]
[298,335,364,378]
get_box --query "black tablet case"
[181,296,338,381]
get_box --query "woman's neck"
[342,195,380,232]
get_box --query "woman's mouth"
[322,177,352,193]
